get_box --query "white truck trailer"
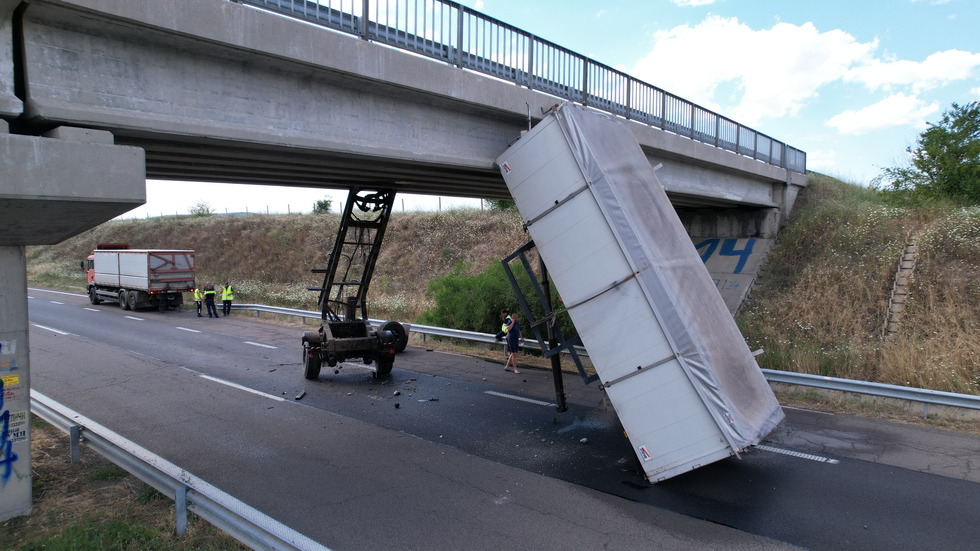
[83,245,195,311]
[496,103,784,482]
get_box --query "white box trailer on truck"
[83,245,195,311]
[496,103,784,482]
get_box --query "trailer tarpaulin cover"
[497,103,783,477]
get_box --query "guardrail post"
[70,425,81,463]
[922,403,929,419]
[176,485,188,537]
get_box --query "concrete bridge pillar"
[0,121,145,521]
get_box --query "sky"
[125,0,980,218]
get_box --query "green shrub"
[418,260,577,340]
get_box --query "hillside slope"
[27,208,527,322]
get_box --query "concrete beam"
[17,0,804,211]
[0,126,145,245]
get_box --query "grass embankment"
[739,173,980,395]
[27,208,528,322]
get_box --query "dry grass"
[738,174,980,395]
[27,209,528,322]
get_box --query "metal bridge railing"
[30,391,328,551]
[232,303,980,416]
[236,0,807,174]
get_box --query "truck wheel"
[303,342,322,380]
[374,353,394,379]
[381,321,409,353]
[128,291,139,311]
[89,288,101,305]
[118,290,129,310]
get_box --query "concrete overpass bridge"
[1,0,807,521]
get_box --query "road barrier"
[30,391,329,551]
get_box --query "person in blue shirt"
[503,311,523,374]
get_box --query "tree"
[188,201,213,217]
[873,101,980,204]
[483,198,516,211]
[312,197,333,214]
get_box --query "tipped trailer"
[301,189,408,381]
[82,245,195,311]
[495,103,784,482]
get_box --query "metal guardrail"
[236,0,806,173]
[232,303,980,414]
[30,391,329,551]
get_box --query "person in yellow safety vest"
[221,281,235,317]
[193,286,203,317]
[203,282,218,318]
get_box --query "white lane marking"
[30,323,70,336]
[782,406,835,416]
[176,327,202,333]
[50,301,65,305]
[756,445,840,464]
[27,288,83,297]
[124,316,144,321]
[83,308,100,312]
[484,390,555,408]
[198,374,285,402]
[245,341,277,349]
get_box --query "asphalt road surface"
[25,288,980,550]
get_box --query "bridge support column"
[0,123,145,520]
[0,245,31,521]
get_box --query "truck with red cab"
[81,243,195,311]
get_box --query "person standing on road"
[221,281,234,316]
[193,286,203,317]
[203,282,218,318]
[503,311,523,374]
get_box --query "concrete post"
[0,246,32,521]
[0,127,145,521]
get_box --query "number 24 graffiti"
[694,238,755,274]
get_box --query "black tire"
[118,290,129,310]
[374,353,394,379]
[128,291,139,311]
[89,288,101,305]
[381,321,409,353]
[303,342,322,380]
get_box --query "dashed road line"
[30,323,71,336]
[83,307,100,312]
[49,301,65,305]
[245,341,277,349]
[124,316,145,321]
[484,390,555,408]
[176,327,201,333]
[756,445,839,464]
[27,288,81,297]
[199,374,285,402]
[782,405,835,416]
